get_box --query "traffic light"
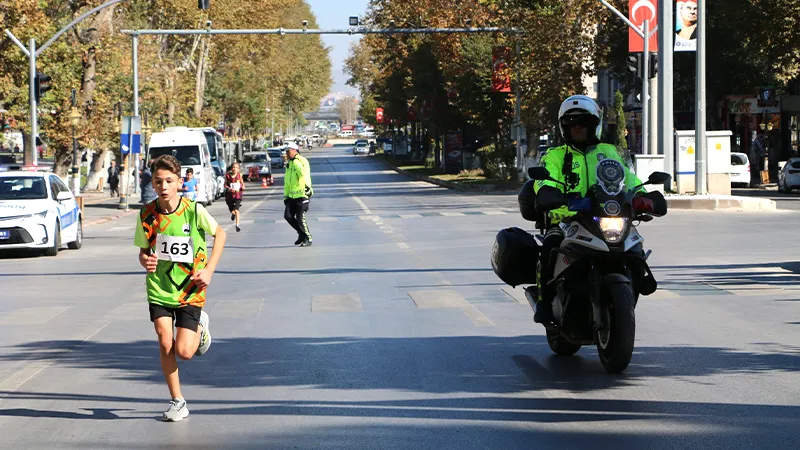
[626,54,642,78]
[649,53,658,78]
[198,0,210,9]
[34,71,52,103]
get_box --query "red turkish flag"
[376,108,384,124]
[628,0,659,52]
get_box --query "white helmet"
[558,95,603,142]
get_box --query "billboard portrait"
[674,1,697,51]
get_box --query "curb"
[666,197,777,211]
[379,159,519,194]
[84,210,137,228]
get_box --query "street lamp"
[142,110,152,163]
[67,89,82,201]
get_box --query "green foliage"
[614,90,627,150]
[476,143,515,180]
[0,0,332,176]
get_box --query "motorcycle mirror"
[646,171,671,185]
[528,167,551,180]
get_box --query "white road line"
[0,321,111,397]
[108,226,133,232]
[397,242,409,249]
[462,305,495,327]
[353,196,372,214]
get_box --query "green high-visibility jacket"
[284,154,313,199]
[533,143,644,222]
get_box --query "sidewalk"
[378,156,522,193]
[380,156,782,211]
[78,189,139,227]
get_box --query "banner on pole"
[491,46,512,93]
[628,0,659,52]
[674,1,697,51]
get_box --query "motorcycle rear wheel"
[596,283,636,373]
[546,329,581,356]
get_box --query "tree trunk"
[21,130,32,166]
[85,149,109,192]
[53,148,71,178]
[167,72,176,125]
[194,37,210,119]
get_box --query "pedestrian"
[225,162,245,232]
[283,142,313,246]
[108,160,120,197]
[140,159,157,205]
[181,168,198,201]
[134,154,227,422]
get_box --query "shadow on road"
[0,335,798,446]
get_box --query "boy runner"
[134,155,227,422]
[182,168,198,201]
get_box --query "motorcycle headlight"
[595,217,628,243]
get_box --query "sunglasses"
[561,115,597,128]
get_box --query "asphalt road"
[1,145,798,449]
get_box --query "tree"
[614,90,627,150]
[1,0,332,182]
[338,96,359,125]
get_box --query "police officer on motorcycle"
[522,95,645,324]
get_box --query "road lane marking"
[462,305,495,327]
[312,294,363,313]
[397,242,409,249]
[408,290,469,309]
[0,321,111,397]
[0,306,71,326]
[353,196,372,214]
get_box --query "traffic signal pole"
[3,0,125,168]
[29,39,37,166]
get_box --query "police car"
[0,171,82,256]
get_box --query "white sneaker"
[162,398,189,422]
[196,310,211,356]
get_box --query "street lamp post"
[142,111,152,165]
[67,90,82,205]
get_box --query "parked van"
[189,127,225,167]
[148,127,216,206]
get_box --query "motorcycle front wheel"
[596,283,636,373]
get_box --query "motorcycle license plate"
[0,230,10,240]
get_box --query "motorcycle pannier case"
[491,227,540,287]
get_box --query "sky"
[306,0,370,97]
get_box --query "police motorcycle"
[492,158,669,373]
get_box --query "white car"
[241,151,271,181]
[0,171,82,256]
[730,152,751,187]
[778,157,800,193]
[212,165,226,199]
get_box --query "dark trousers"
[538,226,565,303]
[284,198,311,240]
[109,177,120,196]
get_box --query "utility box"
[674,130,733,194]
[633,154,666,192]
